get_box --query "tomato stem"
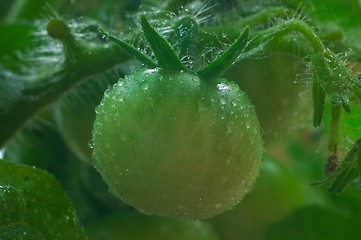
[98,27,157,69]
[141,15,186,71]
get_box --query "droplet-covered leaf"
[0,160,87,240]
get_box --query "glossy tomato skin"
[92,68,263,219]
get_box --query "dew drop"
[215,203,223,209]
[100,34,109,41]
[198,99,207,112]
[141,82,149,91]
[88,140,94,149]
[231,99,238,107]
[227,122,233,134]
[217,83,229,92]
[220,96,227,105]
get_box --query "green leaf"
[140,15,186,70]
[0,160,87,239]
[312,78,326,127]
[197,26,249,79]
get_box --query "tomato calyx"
[99,15,250,80]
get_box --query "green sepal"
[174,16,199,62]
[140,15,186,71]
[98,27,157,69]
[342,103,351,113]
[312,77,326,127]
[197,26,250,79]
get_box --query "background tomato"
[85,211,219,240]
[224,53,312,144]
[208,156,326,240]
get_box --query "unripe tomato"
[209,157,323,240]
[85,211,218,240]
[224,53,311,144]
[92,68,263,219]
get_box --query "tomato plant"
[92,16,263,219]
[1,0,361,239]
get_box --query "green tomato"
[92,68,263,219]
[224,53,311,143]
[85,211,218,240]
[209,157,325,240]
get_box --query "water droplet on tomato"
[220,96,227,105]
[231,99,238,107]
[226,122,233,134]
[215,203,223,209]
[141,82,149,91]
[217,83,229,92]
[198,99,207,112]
[88,140,94,149]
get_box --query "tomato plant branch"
[200,7,295,41]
